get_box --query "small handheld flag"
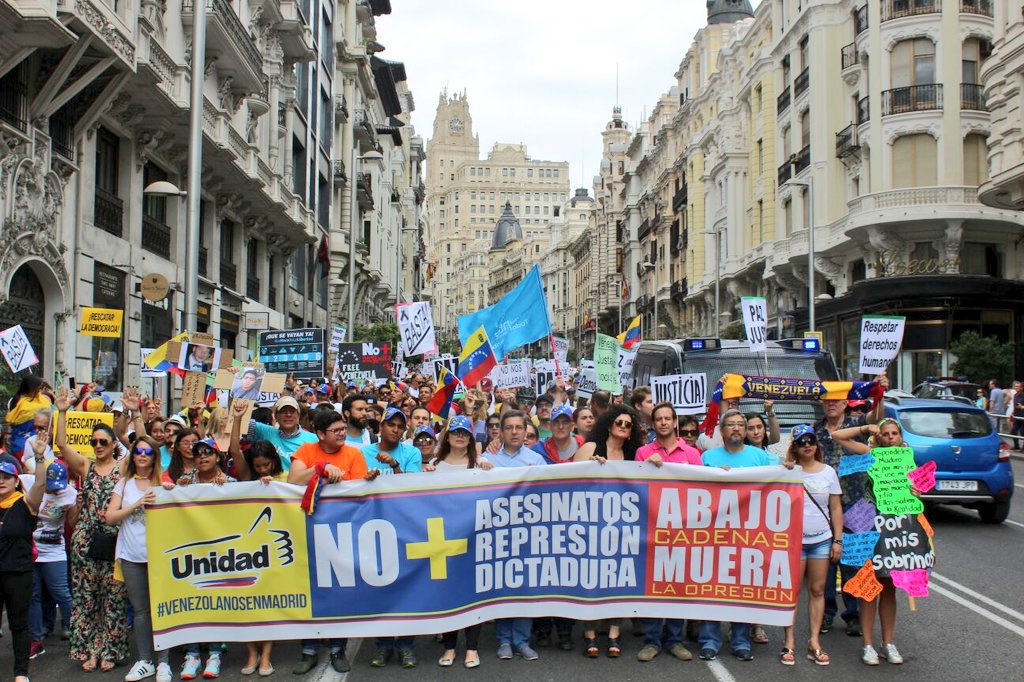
[426,367,459,419]
[457,326,497,388]
[616,315,642,349]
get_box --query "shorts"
[801,537,832,560]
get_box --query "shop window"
[961,242,1001,277]
[93,264,125,391]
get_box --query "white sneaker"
[156,662,173,682]
[124,660,156,681]
[861,645,879,666]
[880,642,903,664]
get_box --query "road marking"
[1005,519,1024,529]
[312,638,362,682]
[931,583,1024,638]
[1014,483,1024,490]
[707,658,739,682]
[932,573,1024,623]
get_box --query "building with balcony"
[979,1,1024,209]
[540,188,595,356]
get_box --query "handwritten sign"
[0,324,39,373]
[593,333,620,393]
[859,315,905,375]
[871,513,934,574]
[868,446,924,515]
[843,560,884,601]
[891,568,929,597]
[617,347,637,388]
[489,360,531,389]
[651,373,707,415]
[907,460,937,493]
[838,453,875,477]
[329,325,347,353]
[844,498,878,534]
[741,297,767,353]
[181,371,207,407]
[533,360,556,396]
[576,360,597,400]
[840,530,881,567]
[552,337,569,364]
[54,412,115,458]
[397,302,437,357]
[79,307,124,337]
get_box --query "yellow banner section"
[55,412,114,458]
[80,307,124,337]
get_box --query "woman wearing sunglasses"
[53,385,130,672]
[779,426,843,667]
[105,436,170,682]
[164,428,200,484]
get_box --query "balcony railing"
[0,63,28,131]
[836,124,860,158]
[672,186,688,212]
[777,85,791,114]
[794,67,810,98]
[841,43,857,70]
[142,215,171,258]
[778,160,793,187]
[671,279,688,302]
[637,218,652,242]
[199,246,208,278]
[332,159,347,185]
[356,172,374,210]
[882,0,941,22]
[246,274,260,300]
[960,0,991,15]
[220,261,238,290]
[94,188,123,237]
[182,0,262,81]
[882,84,943,115]
[795,144,811,174]
[854,4,869,34]
[49,108,74,161]
[858,96,871,124]
[961,83,986,111]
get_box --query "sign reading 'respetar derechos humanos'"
[258,328,325,380]
[146,462,804,648]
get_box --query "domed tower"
[706,0,753,24]
[490,202,523,251]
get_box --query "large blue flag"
[457,265,550,361]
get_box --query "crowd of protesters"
[0,366,908,681]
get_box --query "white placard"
[431,354,459,385]
[576,360,598,400]
[397,301,437,357]
[534,360,556,396]
[0,324,38,373]
[329,325,347,352]
[490,360,531,389]
[859,316,906,375]
[255,391,281,407]
[741,296,768,353]
[243,311,270,331]
[651,373,707,415]
[552,337,569,364]
[617,347,637,388]
[140,348,167,378]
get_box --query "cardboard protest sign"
[843,560,884,601]
[55,412,115,458]
[840,530,881,567]
[838,453,875,477]
[258,328,325,379]
[859,316,905,375]
[0,324,39,373]
[141,348,167,378]
[843,498,878,534]
[576,360,597,399]
[213,365,287,401]
[907,460,937,493]
[617,347,637,388]
[335,342,393,383]
[80,307,124,337]
[868,447,924,515]
[871,513,934,576]
[169,333,234,373]
[917,513,934,537]
[489,360,531,389]
[181,371,207,408]
[397,302,437,357]
[593,333,620,393]
[741,297,768,353]
[651,373,707,415]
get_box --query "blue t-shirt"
[361,441,422,476]
[702,445,774,469]
[251,422,318,471]
[160,444,171,471]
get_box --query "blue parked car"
[884,395,1014,523]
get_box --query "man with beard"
[248,396,318,471]
[342,393,376,449]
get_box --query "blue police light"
[802,339,820,351]
[689,339,705,350]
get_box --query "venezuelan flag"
[457,326,497,388]
[616,315,642,349]
[426,367,459,419]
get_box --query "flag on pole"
[616,315,642,349]
[457,326,497,388]
[316,234,331,278]
[426,367,459,419]
[457,265,550,361]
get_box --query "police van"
[630,338,841,428]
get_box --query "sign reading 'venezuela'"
[258,328,325,379]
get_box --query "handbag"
[86,530,117,561]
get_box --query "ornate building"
[979,1,1024,209]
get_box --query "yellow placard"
[55,412,115,458]
[80,307,124,337]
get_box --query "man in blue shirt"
[248,396,318,471]
[698,409,772,662]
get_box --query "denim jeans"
[824,561,861,623]
[301,639,347,656]
[29,561,73,641]
[495,618,532,648]
[698,621,750,654]
[185,643,225,657]
[374,636,415,652]
[641,618,683,648]
[121,561,168,665]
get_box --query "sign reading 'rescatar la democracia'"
[147,463,803,649]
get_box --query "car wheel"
[978,500,1011,524]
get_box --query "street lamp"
[703,227,723,337]
[347,149,384,341]
[641,260,658,341]
[783,175,815,332]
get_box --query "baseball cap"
[0,461,18,477]
[303,386,315,395]
[480,377,494,391]
[448,415,473,434]
[317,384,330,395]
[847,399,867,408]
[110,399,125,413]
[551,404,574,421]
[535,393,554,406]
[166,414,188,430]
[517,387,536,401]
[192,437,220,456]
[45,460,69,491]
[383,406,407,423]
[242,367,260,377]
[274,396,300,412]
[791,424,816,441]
[414,425,436,440]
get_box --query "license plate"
[936,480,978,491]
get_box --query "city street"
[9,458,1024,681]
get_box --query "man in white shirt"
[21,408,54,474]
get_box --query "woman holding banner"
[53,386,130,672]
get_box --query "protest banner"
[593,333,620,393]
[80,307,124,338]
[859,316,905,375]
[259,329,326,380]
[489,360,531,389]
[0,324,39,373]
[617,347,637,388]
[397,302,437,357]
[335,342,393,383]
[868,447,924,515]
[740,297,767,353]
[533,360,556,396]
[651,374,707,415]
[328,326,347,353]
[147,462,803,648]
[552,337,569,364]
[54,412,115,458]
[576,360,597,399]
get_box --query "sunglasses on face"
[134,447,154,456]
[90,438,110,447]
[195,449,218,458]
[680,429,698,436]
[613,419,633,429]
[796,438,817,447]
[525,433,539,440]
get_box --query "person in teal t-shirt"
[360,408,422,476]
[248,396,318,471]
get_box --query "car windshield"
[898,409,992,439]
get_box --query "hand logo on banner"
[843,560,884,601]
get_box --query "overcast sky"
[377,1,759,190]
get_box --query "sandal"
[780,647,796,666]
[82,658,98,673]
[583,637,599,658]
[100,659,116,672]
[438,650,456,667]
[752,625,769,644]
[464,651,480,669]
[607,638,621,658]
[807,646,831,666]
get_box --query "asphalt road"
[9,459,1024,681]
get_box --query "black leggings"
[442,624,482,651]
[0,570,33,677]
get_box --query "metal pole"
[184,0,207,333]
[396,225,402,307]
[653,258,659,341]
[302,243,310,327]
[714,229,721,337]
[346,145,358,341]
[807,176,816,332]
[617,279,622,335]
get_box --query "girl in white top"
[429,416,490,472]
[105,436,170,682]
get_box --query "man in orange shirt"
[287,409,376,674]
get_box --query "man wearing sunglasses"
[20,409,54,474]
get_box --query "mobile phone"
[69,377,76,390]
